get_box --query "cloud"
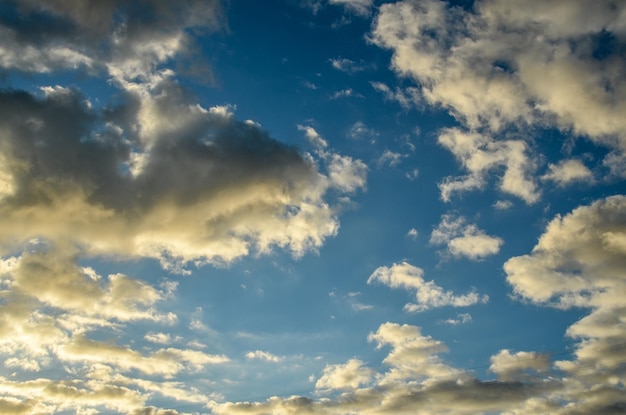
[406,228,418,239]
[489,349,550,381]
[245,350,283,363]
[493,200,513,210]
[315,359,373,391]
[442,313,472,326]
[329,57,367,73]
[0,0,224,84]
[370,81,420,109]
[0,87,367,271]
[437,129,539,204]
[348,121,378,141]
[328,0,373,17]
[212,321,555,415]
[377,150,406,168]
[367,262,488,312]
[370,0,626,200]
[542,159,594,186]
[330,88,363,99]
[298,124,328,149]
[430,214,504,260]
[504,195,626,412]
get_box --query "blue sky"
[0,0,625,414]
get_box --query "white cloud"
[493,200,513,210]
[371,0,626,200]
[315,359,373,391]
[443,313,472,325]
[430,214,503,260]
[370,81,421,109]
[297,124,328,149]
[542,159,594,186]
[245,350,283,363]
[368,262,488,312]
[437,129,539,204]
[489,349,550,381]
[406,228,419,239]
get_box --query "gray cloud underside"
[0,85,365,269]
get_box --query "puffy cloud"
[430,214,503,260]
[0,87,365,271]
[212,321,553,415]
[367,262,488,312]
[437,129,539,203]
[245,350,283,363]
[489,349,550,381]
[315,359,373,391]
[298,124,328,149]
[406,228,418,239]
[371,0,626,201]
[542,159,594,186]
[504,195,626,305]
[0,0,223,83]
[504,195,626,412]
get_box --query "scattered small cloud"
[330,88,363,99]
[245,350,283,363]
[493,200,513,210]
[368,261,488,312]
[377,149,407,168]
[430,214,504,260]
[542,159,594,186]
[297,124,328,148]
[442,313,472,325]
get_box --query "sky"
[0,0,625,414]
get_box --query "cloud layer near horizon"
[211,195,626,414]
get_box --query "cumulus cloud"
[211,321,557,415]
[542,159,594,186]
[0,88,366,271]
[315,359,373,391]
[367,261,488,312]
[504,195,626,412]
[430,214,504,260]
[437,129,539,203]
[0,0,223,84]
[489,349,550,381]
[0,2,370,412]
[371,0,626,200]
